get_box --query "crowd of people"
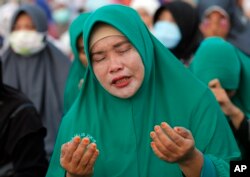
[0,0,249,177]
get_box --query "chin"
[111,91,135,99]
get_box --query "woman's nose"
[109,54,124,73]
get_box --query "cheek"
[93,64,107,84]
[201,19,210,28]
[129,55,144,79]
[220,19,230,30]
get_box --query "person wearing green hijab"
[190,37,250,160]
[63,12,91,114]
[46,5,240,177]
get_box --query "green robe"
[63,13,90,114]
[190,37,250,119]
[47,5,240,177]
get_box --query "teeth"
[116,77,128,84]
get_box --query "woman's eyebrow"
[113,40,130,48]
[91,51,105,56]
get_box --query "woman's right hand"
[60,136,99,177]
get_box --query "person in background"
[1,4,71,160]
[48,0,72,57]
[190,37,250,160]
[153,0,200,65]
[198,0,231,39]
[51,0,71,39]
[0,1,19,56]
[198,0,250,56]
[130,0,160,30]
[0,61,48,177]
[241,0,250,19]
[46,5,240,177]
[63,12,90,114]
[35,0,58,40]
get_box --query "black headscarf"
[153,0,200,61]
[0,61,26,134]
[0,60,43,156]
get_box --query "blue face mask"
[52,8,70,24]
[153,21,182,49]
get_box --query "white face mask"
[9,30,46,56]
[153,21,182,49]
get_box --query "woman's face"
[77,36,88,67]
[136,8,153,29]
[158,10,175,23]
[200,11,230,39]
[90,35,145,98]
[13,13,35,31]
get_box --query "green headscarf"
[190,37,250,118]
[234,50,250,118]
[63,12,90,114]
[190,37,241,90]
[47,5,240,177]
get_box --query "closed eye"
[115,43,132,54]
[92,54,106,62]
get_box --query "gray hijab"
[1,4,71,158]
[198,0,250,55]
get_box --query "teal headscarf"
[234,50,250,118]
[47,5,240,177]
[63,12,90,114]
[190,37,250,118]
[190,37,241,90]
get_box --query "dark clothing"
[231,117,250,160]
[0,84,48,177]
[153,1,200,61]
[1,4,71,158]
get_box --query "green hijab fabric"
[234,50,250,118]
[190,37,250,118]
[47,5,240,177]
[190,37,241,90]
[63,13,90,114]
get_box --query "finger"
[63,136,81,162]
[79,143,97,168]
[60,143,69,167]
[61,143,68,158]
[151,126,178,155]
[151,142,171,162]
[174,127,192,139]
[150,130,165,150]
[71,138,90,167]
[160,122,184,147]
[84,149,99,172]
[208,79,221,88]
[209,88,224,104]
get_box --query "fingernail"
[154,126,160,132]
[91,143,96,148]
[74,136,81,143]
[161,122,167,128]
[83,138,90,144]
[150,131,155,138]
[174,127,180,132]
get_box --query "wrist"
[229,106,244,119]
[66,172,93,177]
[178,149,204,177]
[228,107,244,130]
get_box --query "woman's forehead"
[90,35,129,53]
[89,23,124,49]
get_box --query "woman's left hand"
[150,122,203,177]
[150,122,195,164]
